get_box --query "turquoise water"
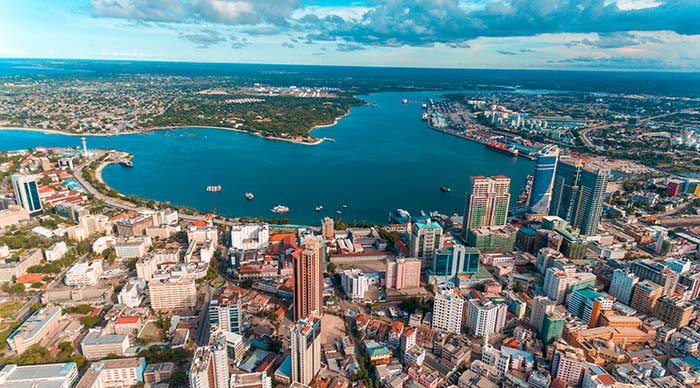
[0,91,534,224]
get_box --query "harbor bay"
[0,91,534,224]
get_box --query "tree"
[326,263,336,273]
[80,316,99,328]
[170,369,187,387]
[102,248,117,265]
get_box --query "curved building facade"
[528,145,559,217]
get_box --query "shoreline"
[0,111,351,146]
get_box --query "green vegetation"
[63,304,94,314]
[80,316,99,328]
[1,282,25,294]
[170,369,187,388]
[0,300,24,318]
[102,247,117,264]
[27,250,78,274]
[0,322,22,349]
[0,229,51,250]
[138,345,190,365]
[398,296,433,314]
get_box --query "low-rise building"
[7,305,63,354]
[115,236,152,259]
[45,241,68,262]
[76,357,146,388]
[64,260,103,287]
[0,248,43,282]
[80,329,129,360]
[0,362,79,388]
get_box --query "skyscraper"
[432,285,464,334]
[466,298,508,337]
[290,316,321,385]
[11,174,42,214]
[294,237,324,321]
[549,159,610,236]
[409,220,443,260]
[528,145,559,217]
[463,175,511,236]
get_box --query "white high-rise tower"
[81,137,88,158]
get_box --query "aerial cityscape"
[3,1,700,388]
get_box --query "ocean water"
[0,91,534,224]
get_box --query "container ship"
[485,141,519,156]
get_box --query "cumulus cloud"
[90,0,301,26]
[179,29,226,48]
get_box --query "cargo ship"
[485,141,519,156]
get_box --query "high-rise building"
[629,280,663,314]
[549,159,610,236]
[210,334,229,388]
[543,267,570,304]
[567,288,612,327]
[629,259,679,298]
[541,309,566,346]
[528,145,559,217]
[466,298,508,337]
[321,217,334,240]
[463,175,511,233]
[341,269,369,302]
[529,295,555,334]
[432,285,464,334]
[189,347,214,388]
[148,278,197,311]
[386,257,421,290]
[551,340,586,386]
[409,220,443,260]
[209,296,242,334]
[432,243,480,278]
[290,316,321,385]
[293,238,324,321]
[11,174,42,214]
[653,296,693,328]
[608,269,639,305]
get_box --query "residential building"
[114,212,156,237]
[432,285,464,334]
[0,362,78,388]
[629,259,679,298]
[630,280,663,314]
[209,295,242,334]
[6,305,63,354]
[0,248,43,281]
[210,332,229,388]
[80,329,129,360]
[410,220,443,260]
[190,347,215,388]
[321,217,334,240]
[386,257,421,289]
[654,296,693,328]
[230,223,270,251]
[64,260,103,286]
[44,241,68,262]
[528,145,559,217]
[529,295,555,334]
[290,316,321,385]
[541,309,567,346]
[115,236,152,259]
[549,158,610,236]
[463,175,511,233]
[117,278,146,308]
[608,269,639,305]
[466,298,507,337]
[551,340,586,386]
[143,363,174,385]
[293,237,324,321]
[230,372,273,388]
[341,269,369,302]
[148,277,197,311]
[75,357,146,388]
[11,174,42,214]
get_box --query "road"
[194,284,213,346]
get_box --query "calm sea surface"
[0,91,534,224]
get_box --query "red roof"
[16,273,46,284]
[115,316,140,324]
[597,374,615,385]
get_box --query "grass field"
[138,322,162,343]
[0,300,24,318]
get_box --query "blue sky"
[1,0,700,70]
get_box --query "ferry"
[206,185,222,192]
[315,205,323,212]
[440,186,452,192]
[485,141,519,156]
[245,192,254,200]
[270,205,289,214]
[119,160,134,167]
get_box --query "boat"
[440,186,452,192]
[245,192,254,200]
[315,205,323,211]
[336,210,342,214]
[270,205,289,214]
[401,99,408,104]
[485,141,519,156]
[422,102,427,109]
[421,112,429,121]
[119,160,134,167]
[206,185,222,192]
[342,204,348,208]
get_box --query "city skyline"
[1,1,700,71]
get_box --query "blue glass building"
[528,145,559,216]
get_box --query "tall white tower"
[81,137,88,158]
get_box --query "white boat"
[245,192,254,200]
[315,205,323,211]
[271,205,289,214]
[336,210,342,214]
[206,185,222,192]
[341,204,348,208]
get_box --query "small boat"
[119,160,134,167]
[422,103,427,109]
[206,185,222,192]
[245,192,254,200]
[315,206,323,211]
[401,99,408,104]
[336,210,342,214]
[440,186,452,192]
[271,205,289,214]
[341,204,348,208]
[421,112,429,121]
